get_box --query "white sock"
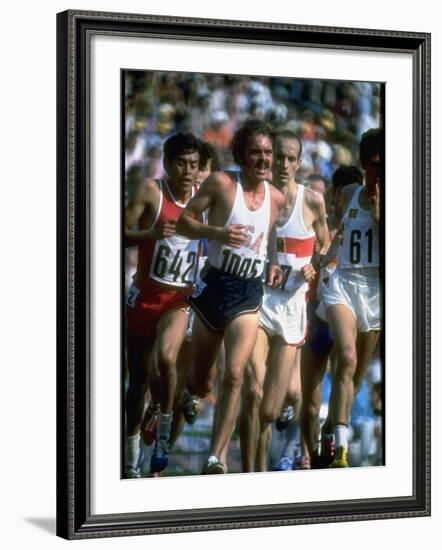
[283,420,300,458]
[126,433,140,467]
[158,413,172,440]
[334,424,349,450]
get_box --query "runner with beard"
[177,119,285,474]
[240,129,329,472]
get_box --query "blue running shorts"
[304,300,334,357]
[187,266,263,332]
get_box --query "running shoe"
[150,436,169,473]
[320,433,336,467]
[140,404,160,446]
[201,455,225,474]
[125,448,144,479]
[181,389,201,425]
[310,450,323,469]
[298,456,311,470]
[125,465,141,479]
[329,445,349,468]
[290,443,302,470]
[275,405,295,432]
[275,455,294,471]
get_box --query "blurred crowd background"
[125,71,382,196]
[124,70,384,473]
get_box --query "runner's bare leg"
[240,328,269,472]
[300,346,329,458]
[126,330,154,436]
[325,305,358,425]
[170,339,192,446]
[258,339,298,470]
[354,331,380,393]
[188,315,223,398]
[210,313,260,459]
[155,308,190,414]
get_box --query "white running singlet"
[337,186,380,269]
[208,175,270,279]
[147,180,200,288]
[275,184,316,292]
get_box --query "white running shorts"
[259,286,308,345]
[317,267,381,332]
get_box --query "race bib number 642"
[150,243,197,286]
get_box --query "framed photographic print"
[56,9,431,540]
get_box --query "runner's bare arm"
[318,229,341,269]
[315,185,357,268]
[266,185,285,265]
[177,173,248,248]
[267,186,285,287]
[301,263,317,284]
[311,191,330,255]
[266,224,284,288]
[305,189,330,270]
[267,223,279,266]
[369,183,381,224]
[125,179,175,246]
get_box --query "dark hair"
[163,132,200,166]
[359,128,384,168]
[332,165,363,191]
[199,142,220,172]
[274,129,303,159]
[126,164,143,196]
[306,173,326,187]
[231,119,273,166]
